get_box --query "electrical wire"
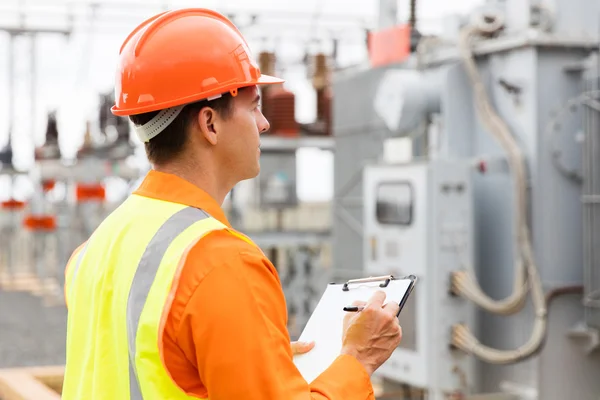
[450,10,548,364]
[453,12,529,315]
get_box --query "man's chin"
[238,165,260,182]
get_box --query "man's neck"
[152,159,232,205]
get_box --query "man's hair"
[129,93,234,165]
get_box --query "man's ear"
[197,107,219,146]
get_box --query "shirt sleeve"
[173,234,375,400]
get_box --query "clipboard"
[293,274,417,383]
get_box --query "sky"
[0,0,484,202]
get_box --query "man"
[62,8,402,399]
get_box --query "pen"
[343,306,365,312]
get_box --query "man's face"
[216,86,270,182]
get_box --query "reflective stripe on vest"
[127,206,209,399]
[62,194,257,400]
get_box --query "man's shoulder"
[181,227,269,278]
[194,227,263,257]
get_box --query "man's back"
[64,193,179,398]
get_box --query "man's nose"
[258,112,270,134]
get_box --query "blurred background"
[1,0,600,399]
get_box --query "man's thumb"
[291,340,315,355]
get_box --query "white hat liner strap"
[134,105,185,143]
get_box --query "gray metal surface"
[538,293,600,400]
[332,66,387,279]
[371,69,441,138]
[583,73,600,330]
[331,65,444,281]
[441,41,600,398]
[362,160,475,397]
[418,33,599,69]
[545,0,600,40]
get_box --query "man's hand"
[291,341,315,355]
[340,291,402,376]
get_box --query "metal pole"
[3,35,16,282]
[7,33,15,150]
[30,33,36,153]
[409,0,417,29]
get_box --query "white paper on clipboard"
[292,276,414,383]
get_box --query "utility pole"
[6,33,15,157]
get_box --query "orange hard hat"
[111,8,283,117]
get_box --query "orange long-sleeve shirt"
[133,170,375,399]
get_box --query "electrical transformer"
[363,159,475,396]
[332,0,600,398]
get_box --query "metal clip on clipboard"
[342,275,395,291]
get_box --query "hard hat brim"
[257,74,285,85]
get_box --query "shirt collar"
[133,170,231,228]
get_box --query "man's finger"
[383,301,400,316]
[291,341,315,355]
[366,290,387,309]
[350,300,367,307]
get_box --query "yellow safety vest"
[63,194,254,399]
